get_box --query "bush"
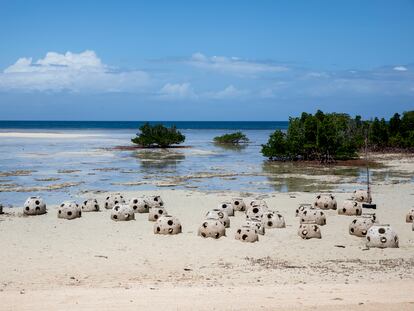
[213,132,249,145]
[131,123,185,148]
[262,110,414,162]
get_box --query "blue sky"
[0,0,413,120]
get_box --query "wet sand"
[0,183,413,310]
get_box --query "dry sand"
[0,183,413,310]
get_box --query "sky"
[0,0,413,121]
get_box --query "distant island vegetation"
[261,110,414,163]
[213,132,249,145]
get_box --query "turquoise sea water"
[0,121,410,207]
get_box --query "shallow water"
[0,128,412,206]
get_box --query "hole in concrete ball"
[350,228,354,233]
[342,208,346,213]
[380,237,387,243]
[215,233,220,239]
[203,222,208,228]
[133,206,137,210]
[168,228,173,234]
[378,228,386,234]
[159,210,163,214]
[154,215,158,220]
[267,221,273,227]
[58,210,61,214]
[95,204,99,210]
[201,232,206,237]
[144,204,148,208]
[222,204,227,208]
[356,209,360,214]
[133,199,138,204]
[157,226,160,232]
[237,229,241,234]
[267,214,272,219]
[154,197,158,202]
[167,220,173,226]
[78,211,81,217]
[67,211,72,216]
[352,219,357,224]
[361,230,367,235]
[367,236,370,241]
[113,215,118,219]
[25,206,30,211]
[324,203,328,208]
[242,234,248,240]
[35,206,40,211]
[253,208,259,214]
[114,201,118,204]
[35,200,40,205]
[235,201,239,205]
[61,204,64,207]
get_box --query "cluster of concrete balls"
[299,191,400,248]
[198,197,286,243]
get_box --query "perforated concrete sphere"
[249,199,268,209]
[262,211,286,229]
[244,218,265,235]
[146,195,164,207]
[352,189,372,203]
[154,215,182,235]
[104,193,125,209]
[0,203,2,214]
[299,209,326,226]
[295,203,313,217]
[81,199,100,212]
[111,204,135,221]
[298,222,322,239]
[313,194,337,210]
[366,224,399,248]
[217,202,234,216]
[235,226,259,243]
[246,205,267,220]
[406,208,414,223]
[148,206,167,221]
[206,209,230,228]
[349,215,376,237]
[198,219,226,239]
[339,200,362,216]
[129,197,150,213]
[23,196,47,215]
[58,201,81,220]
[231,198,246,212]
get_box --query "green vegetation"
[213,131,249,145]
[262,110,414,162]
[131,123,185,148]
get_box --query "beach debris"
[111,204,135,221]
[58,201,81,220]
[366,224,399,248]
[148,206,167,221]
[23,196,47,216]
[145,195,164,208]
[352,189,372,203]
[262,211,286,229]
[405,208,414,223]
[231,198,246,211]
[205,209,230,228]
[104,193,125,209]
[129,197,150,213]
[198,219,226,239]
[81,199,100,212]
[244,218,265,235]
[217,201,234,216]
[246,204,267,220]
[349,214,376,237]
[298,222,322,239]
[313,193,337,210]
[235,225,259,243]
[154,215,182,235]
[295,203,314,217]
[339,200,362,216]
[299,209,326,226]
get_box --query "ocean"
[0,121,407,207]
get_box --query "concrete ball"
[129,197,150,213]
[231,198,246,212]
[244,218,265,235]
[23,196,47,216]
[217,202,234,216]
[198,219,226,239]
[349,214,376,237]
[206,209,230,228]
[145,195,164,208]
[148,206,167,221]
[58,201,81,220]
[339,200,362,216]
[405,208,414,223]
[262,211,286,228]
[366,224,398,248]
[246,205,267,220]
[154,215,182,235]
[104,193,125,210]
[295,203,313,217]
[352,189,372,203]
[81,199,100,212]
[313,194,337,210]
[300,209,326,226]
[235,226,259,243]
[111,204,135,221]
[298,222,322,239]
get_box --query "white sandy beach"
[1,183,413,310]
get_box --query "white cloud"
[159,82,196,99]
[210,85,248,99]
[188,52,288,76]
[0,50,150,92]
[393,66,408,72]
